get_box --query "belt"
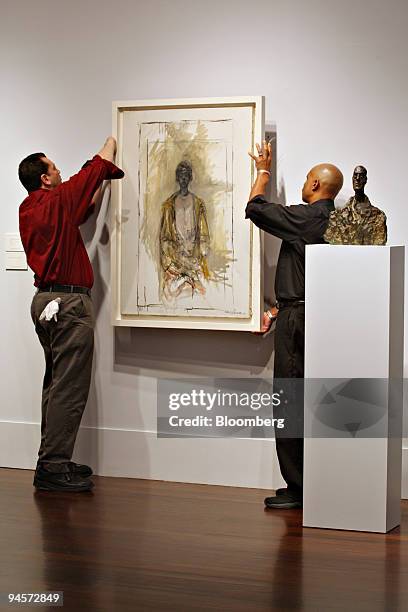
[38,284,91,296]
[277,299,305,309]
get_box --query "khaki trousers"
[31,291,94,473]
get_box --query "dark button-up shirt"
[245,196,335,301]
[19,155,124,288]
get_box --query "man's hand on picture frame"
[253,306,278,335]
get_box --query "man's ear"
[311,179,320,192]
[40,173,51,187]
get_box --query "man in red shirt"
[19,137,124,492]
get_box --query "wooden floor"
[1,469,408,612]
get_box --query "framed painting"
[111,96,264,331]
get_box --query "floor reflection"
[266,510,304,609]
[33,491,102,609]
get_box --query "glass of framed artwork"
[111,96,264,331]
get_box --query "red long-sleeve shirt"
[19,155,124,288]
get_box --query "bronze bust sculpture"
[324,165,387,245]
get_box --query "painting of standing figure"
[112,97,264,331]
[160,161,210,299]
[136,118,233,315]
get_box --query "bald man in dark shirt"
[246,141,343,509]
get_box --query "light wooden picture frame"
[111,96,264,331]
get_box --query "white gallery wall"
[1,0,408,491]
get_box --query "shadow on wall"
[73,184,111,470]
[264,125,286,306]
[114,326,275,378]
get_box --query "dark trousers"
[30,291,94,473]
[274,303,305,497]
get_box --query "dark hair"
[176,160,193,179]
[18,153,49,192]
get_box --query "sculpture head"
[302,164,344,204]
[176,160,193,191]
[352,165,367,191]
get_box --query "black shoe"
[276,487,303,497]
[33,468,93,492]
[264,493,302,509]
[68,462,93,477]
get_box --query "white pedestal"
[303,245,404,532]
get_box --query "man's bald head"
[302,163,344,204]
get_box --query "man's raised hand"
[248,140,272,172]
